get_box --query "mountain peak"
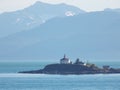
[0,1,85,38]
[32,1,52,6]
[27,1,85,13]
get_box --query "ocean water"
[0,61,120,90]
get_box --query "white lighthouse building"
[60,54,71,64]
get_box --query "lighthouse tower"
[60,54,71,64]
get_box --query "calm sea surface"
[0,61,120,90]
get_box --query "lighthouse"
[60,54,71,64]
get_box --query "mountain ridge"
[0,1,83,38]
[0,11,120,60]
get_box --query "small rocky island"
[19,55,120,75]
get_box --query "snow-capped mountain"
[0,1,84,38]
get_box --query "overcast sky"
[0,0,120,13]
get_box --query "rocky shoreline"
[19,63,120,75]
[19,55,120,75]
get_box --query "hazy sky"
[0,0,120,13]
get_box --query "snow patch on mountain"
[65,11,75,16]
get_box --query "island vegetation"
[19,55,120,75]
